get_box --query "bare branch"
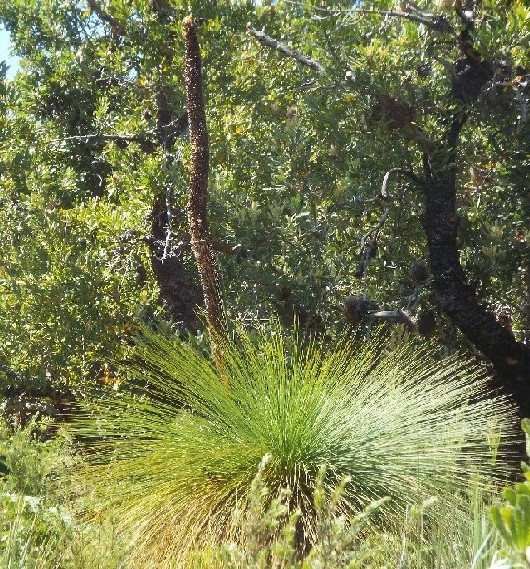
[47,132,152,146]
[246,23,325,74]
[362,209,390,244]
[367,167,423,202]
[455,0,475,27]
[46,113,188,151]
[370,309,416,330]
[282,0,341,13]
[356,8,453,33]
[356,168,423,282]
[283,1,454,33]
[87,0,126,36]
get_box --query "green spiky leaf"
[72,323,517,566]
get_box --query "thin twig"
[282,0,343,14]
[46,133,152,146]
[367,168,423,202]
[361,209,390,246]
[246,23,325,73]
[358,168,423,292]
[46,113,188,149]
[355,8,453,33]
[283,0,454,33]
[162,183,174,261]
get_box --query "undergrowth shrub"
[489,419,530,569]
[0,416,125,568]
[194,458,390,569]
[193,457,501,569]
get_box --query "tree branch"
[246,23,325,74]
[283,1,454,33]
[356,8,453,33]
[373,167,423,201]
[46,112,188,152]
[87,0,126,36]
[421,112,530,405]
[47,132,154,151]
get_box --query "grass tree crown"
[73,322,517,566]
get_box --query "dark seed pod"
[343,296,379,326]
[495,306,512,333]
[364,239,378,261]
[276,286,292,301]
[417,310,436,337]
[114,138,129,150]
[417,63,431,77]
[139,139,157,154]
[135,263,148,286]
[411,260,429,285]
[354,262,365,279]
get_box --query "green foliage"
[0,0,528,396]
[0,417,125,568]
[0,409,509,569]
[72,324,516,566]
[0,417,71,567]
[191,461,503,569]
[0,2,528,566]
[0,171,156,393]
[489,420,530,568]
[0,417,69,496]
[198,460,390,569]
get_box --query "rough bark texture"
[421,113,530,419]
[148,193,203,331]
[182,16,225,345]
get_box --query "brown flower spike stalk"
[183,16,226,368]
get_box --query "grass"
[0,399,519,568]
[70,323,517,566]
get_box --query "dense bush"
[0,413,508,568]
[1,0,529,394]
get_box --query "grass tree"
[72,323,517,567]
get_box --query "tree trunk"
[420,113,530,420]
[148,192,203,332]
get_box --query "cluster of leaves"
[489,419,530,568]
[0,0,529,394]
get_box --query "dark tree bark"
[420,112,530,419]
[245,10,530,421]
[83,1,203,332]
[148,193,203,332]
